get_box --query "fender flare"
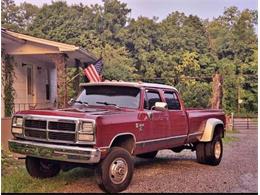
[108,132,137,154]
[199,118,224,142]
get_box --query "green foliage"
[176,80,212,108]
[1,49,16,117]
[1,1,257,113]
[92,44,138,81]
[1,0,39,32]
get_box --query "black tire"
[136,151,158,159]
[95,147,134,193]
[196,142,206,164]
[205,136,223,166]
[25,156,60,178]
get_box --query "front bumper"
[8,139,101,164]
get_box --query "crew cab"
[9,81,226,192]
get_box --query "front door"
[138,89,170,152]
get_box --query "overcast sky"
[13,0,258,21]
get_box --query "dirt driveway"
[52,127,257,193]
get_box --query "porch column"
[48,53,68,108]
[74,59,81,95]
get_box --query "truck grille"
[24,118,77,143]
[48,122,75,132]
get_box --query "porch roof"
[1,28,97,64]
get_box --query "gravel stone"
[56,127,257,193]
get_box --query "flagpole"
[66,73,81,84]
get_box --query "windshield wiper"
[72,100,88,106]
[96,101,120,109]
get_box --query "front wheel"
[95,147,134,193]
[25,156,60,178]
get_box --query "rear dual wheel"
[196,135,223,166]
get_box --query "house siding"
[1,55,57,116]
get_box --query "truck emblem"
[136,123,144,131]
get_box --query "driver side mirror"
[152,102,168,111]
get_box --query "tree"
[1,0,39,32]
[92,44,138,81]
[1,0,21,31]
[1,1,257,113]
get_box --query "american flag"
[83,58,103,82]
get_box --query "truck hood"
[16,105,134,120]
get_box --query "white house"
[1,28,96,117]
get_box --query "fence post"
[247,116,249,129]
[231,112,234,131]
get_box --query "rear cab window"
[164,91,181,110]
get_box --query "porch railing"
[13,102,56,114]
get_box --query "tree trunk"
[211,73,223,109]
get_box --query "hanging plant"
[1,49,16,117]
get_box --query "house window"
[27,67,33,95]
[46,84,50,100]
[46,69,50,100]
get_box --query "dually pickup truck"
[9,81,226,192]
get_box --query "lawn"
[1,150,94,193]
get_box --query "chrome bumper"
[8,139,101,164]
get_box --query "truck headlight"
[78,121,95,141]
[12,116,23,135]
[78,134,94,141]
[81,122,94,134]
[13,116,23,127]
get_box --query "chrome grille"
[25,129,46,139]
[25,120,47,129]
[24,118,77,143]
[48,121,75,132]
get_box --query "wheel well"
[214,124,224,138]
[111,134,135,154]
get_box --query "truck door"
[143,89,170,141]
[164,91,188,143]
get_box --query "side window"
[164,91,181,110]
[144,90,162,110]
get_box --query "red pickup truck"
[9,81,226,192]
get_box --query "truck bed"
[186,109,226,135]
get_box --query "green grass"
[2,166,94,193]
[1,149,95,193]
[225,129,239,134]
[223,133,239,144]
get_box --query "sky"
[13,0,258,21]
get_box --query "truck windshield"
[76,85,141,109]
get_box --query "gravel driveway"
[56,128,257,193]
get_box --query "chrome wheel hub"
[109,158,128,184]
[214,141,221,159]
